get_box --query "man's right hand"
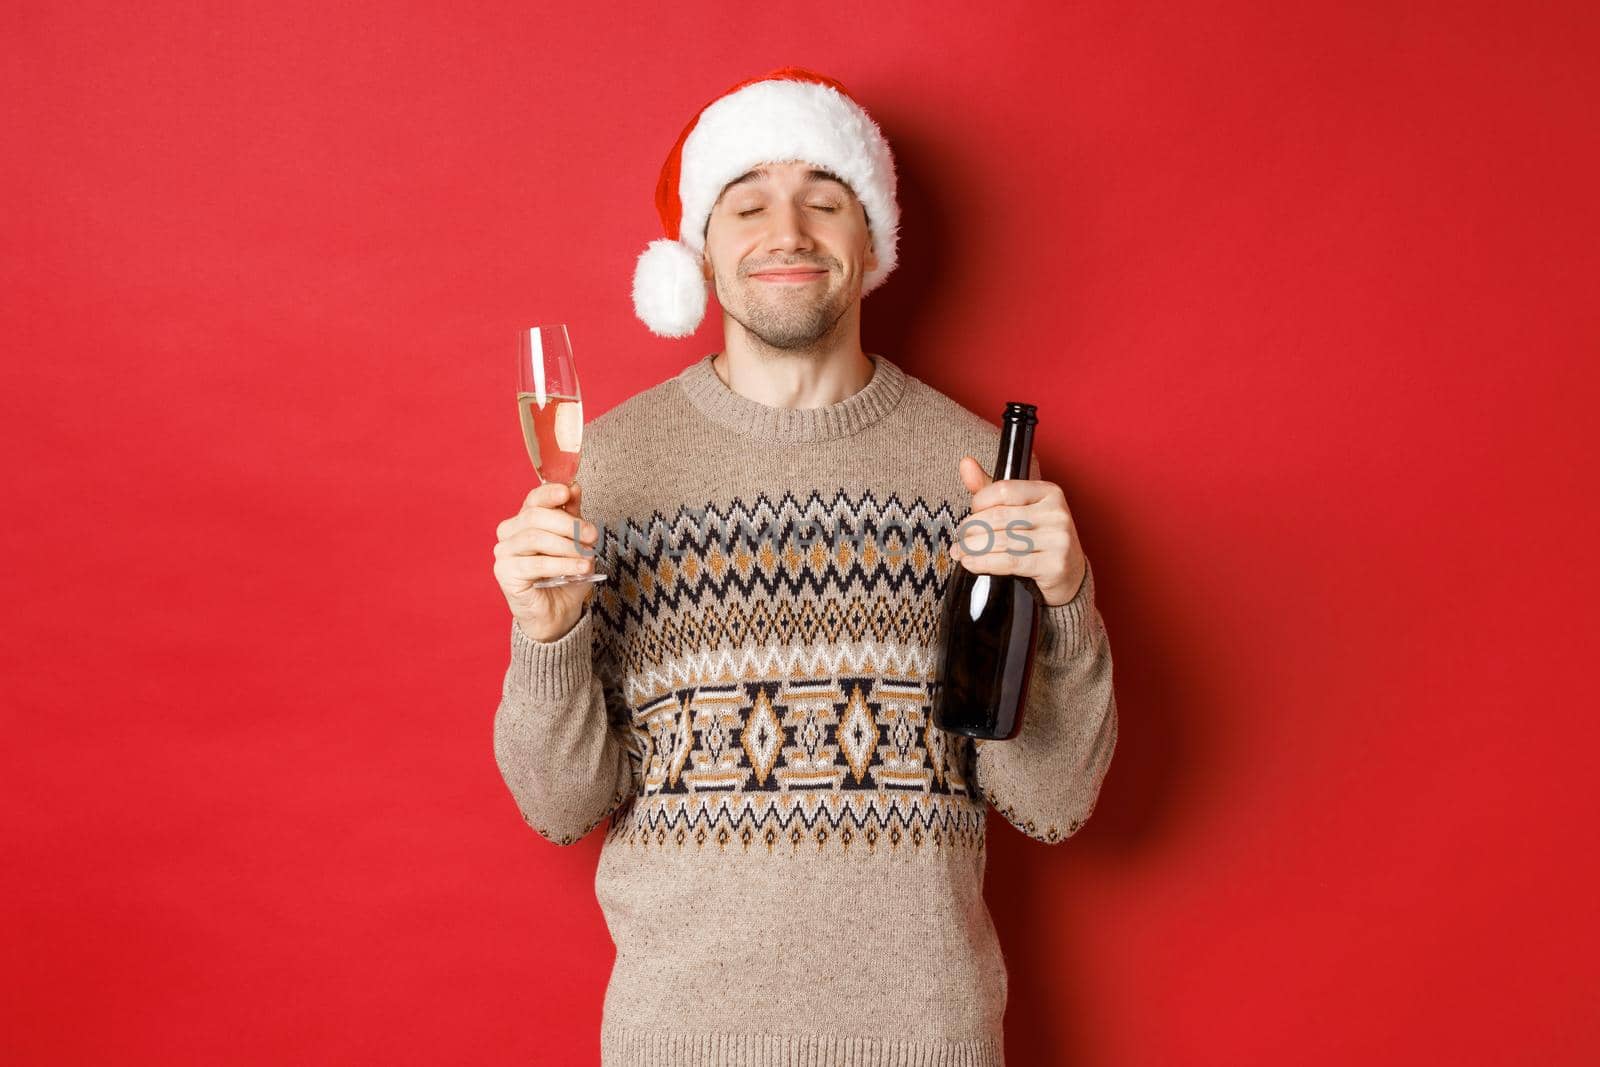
[493,482,601,643]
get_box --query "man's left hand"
[952,454,1087,607]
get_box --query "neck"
[712,312,875,409]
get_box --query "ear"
[861,205,879,273]
[700,213,716,282]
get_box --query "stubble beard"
[715,264,854,353]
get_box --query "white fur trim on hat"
[632,239,707,339]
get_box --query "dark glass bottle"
[931,402,1042,741]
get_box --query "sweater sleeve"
[492,604,636,846]
[972,555,1118,844]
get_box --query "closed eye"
[737,205,840,216]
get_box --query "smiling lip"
[751,269,827,283]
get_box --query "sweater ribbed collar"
[675,352,908,443]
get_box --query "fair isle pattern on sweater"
[592,488,987,855]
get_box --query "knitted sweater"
[493,353,1118,1066]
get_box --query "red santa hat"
[631,66,901,338]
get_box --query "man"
[491,67,1117,1065]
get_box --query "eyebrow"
[722,166,851,193]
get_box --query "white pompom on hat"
[632,66,901,338]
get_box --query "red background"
[6,2,1598,1064]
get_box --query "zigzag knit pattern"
[590,488,988,855]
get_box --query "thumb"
[958,455,992,494]
[563,481,584,516]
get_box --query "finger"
[503,483,575,537]
[954,542,1043,578]
[953,521,1068,556]
[970,477,1057,513]
[494,526,593,560]
[522,481,571,510]
[958,455,992,494]
[495,553,596,584]
[953,524,1070,560]
[498,507,600,543]
[953,505,1064,548]
[952,515,1010,554]
[979,502,1064,534]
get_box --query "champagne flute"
[516,324,606,588]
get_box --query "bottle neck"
[995,417,1036,481]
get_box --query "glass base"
[528,572,608,589]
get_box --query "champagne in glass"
[515,324,606,588]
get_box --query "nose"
[765,198,815,256]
